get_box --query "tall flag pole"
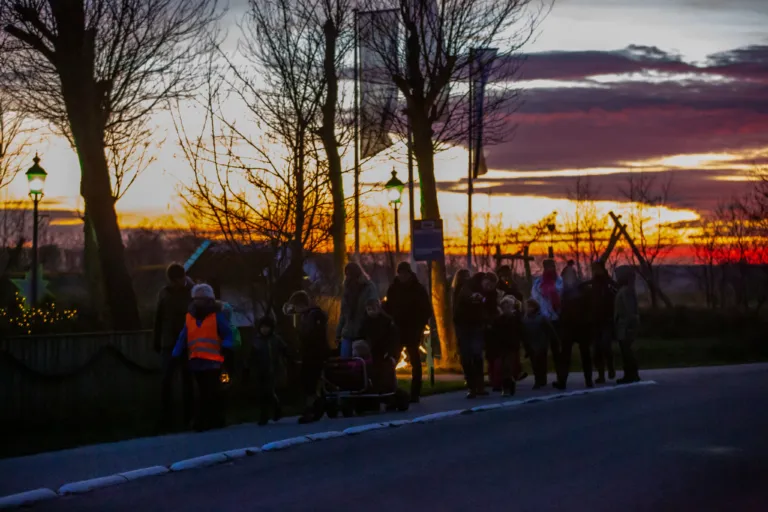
[353,9,360,260]
[467,49,474,270]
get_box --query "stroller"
[321,348,410,418]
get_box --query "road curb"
[58,475,128,495]
[169,453,229,472]
[343,423,387,435]
[261,436,312,451]
[306,431,346,441]
[0,488,58,509]
[119,466,169,481]
[412,410,466,423]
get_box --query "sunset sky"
[4,0,767,248]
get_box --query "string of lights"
[0,292,78,335]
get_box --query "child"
[487,296,525,396]
[252,316,290,426]
[284,291,329,424]
[523,299,557,390]
[359,298,398,392]
[614,266,641,384]
[172,283,233,432]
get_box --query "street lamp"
[26,154,47,306]
[384,168,405,255]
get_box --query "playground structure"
[494,211,673,308]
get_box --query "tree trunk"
[47,4,141,330]
[82,208,107,326]
[411,113,457,368]
[319,19,346,288]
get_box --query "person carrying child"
[487,295,526,396]
[523,298,559,389]
[251,316,291,426]
[172,283,234,432]
[284,291,330,424]
[614,266,641,384]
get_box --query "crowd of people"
[451,259,641,399]
[152,257,640,432]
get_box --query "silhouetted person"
[554,264,593,389]
[496,265,523,302]
[284,291,329,424]
[531,259,563,374]
[385,262,432,402]
[587,261,617,383]
[153,263,193,429]
[455,272,497,398]
[337,262,378,357]
[615,266,641,384]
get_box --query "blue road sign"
[412,219,444,262]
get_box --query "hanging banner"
[471,48,497,178]
[358,9,400,159]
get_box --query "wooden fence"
[0,331,167,429]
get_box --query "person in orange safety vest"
[173,283,234,431]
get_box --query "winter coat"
[385,276,431,339]
[522,312,556,352]
[218,301,242,349]
[252,331,290,389]
[487,312,524,360]
[296,306,330,362]
[531,275,564,321]
[560,285,591,343]
[172,300,234,371]
[614,285,640,341]
[453,284,496,328]
[360,312,399,361]
[153,280,192,352]
[585,275,617,328]
[498,280,523,302]
[336,279,379,340]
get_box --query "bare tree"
[691,216,723,309]
[620,171,677,308]
[562,175,611,278]
[305,0,354,285]
[1,0,221,329]
[359,0,548,363]
[0,93,31,189]
[175,24,333,317]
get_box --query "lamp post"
[385,168,405,255]
[26,154,47,307]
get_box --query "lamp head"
[384,168,405,205]
[26,154,48,197]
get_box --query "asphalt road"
[38,365,768,512]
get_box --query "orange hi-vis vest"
[186,313,224,363]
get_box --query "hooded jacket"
[153,277,194,352]
[337,279,379,340]
[384,274,431,339]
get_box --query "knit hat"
[191,283,215,300]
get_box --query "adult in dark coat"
[454,272,497,398]
[384,262,432,402]
[284,291,330,424]
[553,264,594,389]
[153,263,194,429]
[496,265,523,302]
[585,261,617,383]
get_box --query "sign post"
[412,219,445,386]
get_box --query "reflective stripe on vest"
[186,313,224,363]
